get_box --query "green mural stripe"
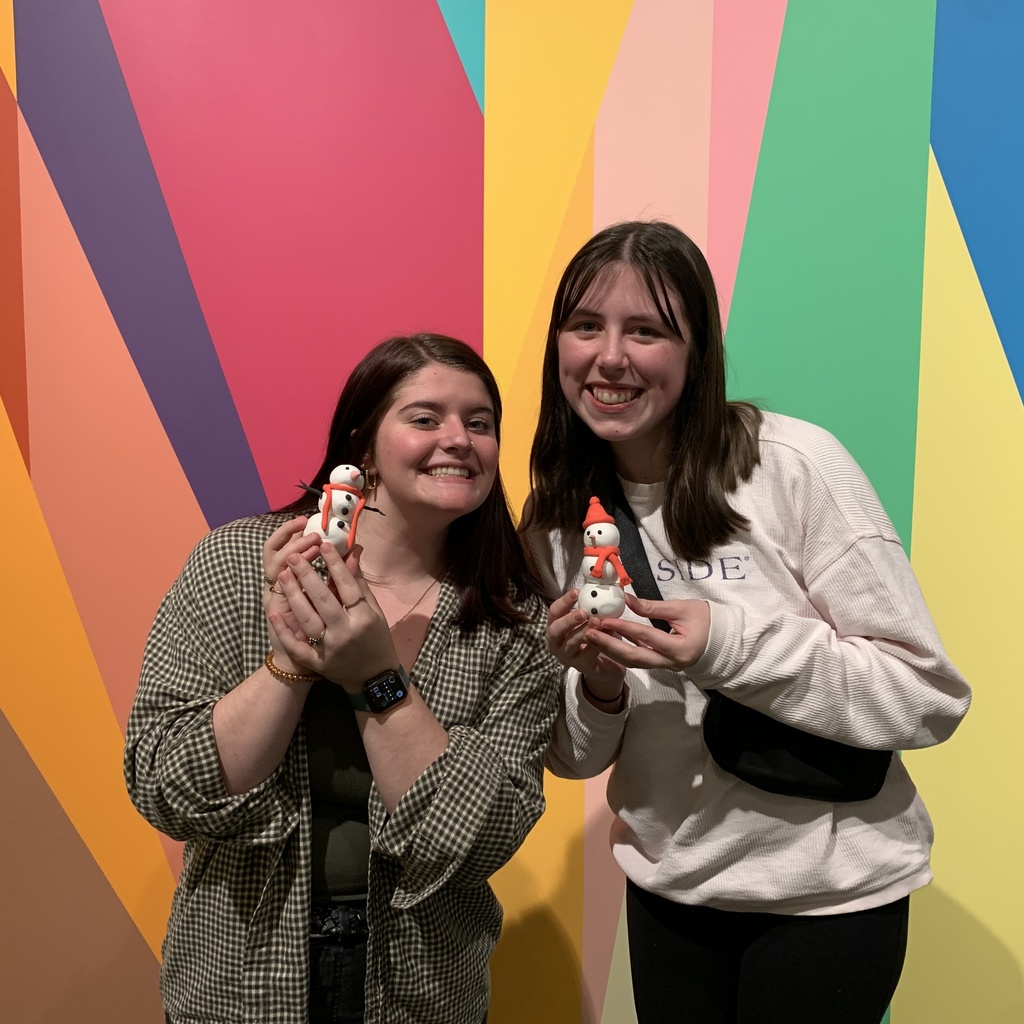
[725,0,937,546]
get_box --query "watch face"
[363,668,409,713]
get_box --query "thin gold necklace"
[388,577,441,630]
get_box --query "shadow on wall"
[490,829,586,1023]
[895,885,1024,1024]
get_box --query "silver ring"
[307,628,327,647]
[343,597,366,611]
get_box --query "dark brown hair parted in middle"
[523,221,762,560]
[280,333,544,630]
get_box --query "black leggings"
[626,881,909,1024]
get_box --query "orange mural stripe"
[1,712,164,1017]
[19,111,210,733]
[0,0,14,97]
[0,393,175,958]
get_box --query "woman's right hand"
[547,589,626,699]
[262,517,325,672]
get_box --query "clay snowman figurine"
[303,465,366,553]
[577,496,633,618]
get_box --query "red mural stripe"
[0,711,164,1023]
[100,0,483,507]
[0,73,27,467]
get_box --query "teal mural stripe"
[724,0,937,548]
[436,0,484,112]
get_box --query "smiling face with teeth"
[366,362,499,528]
[557,262,690,482]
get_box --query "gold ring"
[307,628,327,647]
[269,585,283,595]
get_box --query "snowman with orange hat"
[578,496,632,618]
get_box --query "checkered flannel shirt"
[124,513,559,1023]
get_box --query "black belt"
[310,900,368,945]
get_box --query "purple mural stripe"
[14,0,267,526]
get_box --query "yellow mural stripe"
[489,144,595,1024]
[498,133,597,513]
[894,151,1024,1022]
[0,395,175,958]
[484,0,633,398]
[0,0,14,98]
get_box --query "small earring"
[363,468,378,495]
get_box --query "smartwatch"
[346,666,410,714]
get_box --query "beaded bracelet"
[264,651,319,685]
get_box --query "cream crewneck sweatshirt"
[535,412,970,915]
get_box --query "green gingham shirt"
[124,513,559,1023]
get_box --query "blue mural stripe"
[14,0,268,526]
[931,0,1024,403]
[436,0,484,112]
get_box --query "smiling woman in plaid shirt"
[124,334,560,1024]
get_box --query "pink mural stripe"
[100,0,483,507]
[19,110,209,732]
[707,0,788,328]
[0,395,175,958]
[584,771,625,1019]
[594,0,714,247]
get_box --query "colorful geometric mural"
[1,1,1019,1021]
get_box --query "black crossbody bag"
[607,492,892,803]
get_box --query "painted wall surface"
[1,1,1019,1021]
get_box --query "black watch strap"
[344,666,410,714]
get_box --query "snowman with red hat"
[578,496,632,618]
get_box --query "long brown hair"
[524,221,762,559]
[281,334,543,629]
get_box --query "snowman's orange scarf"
[319,483,366,551]
[583,545,633,587]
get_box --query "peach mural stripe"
[707,0,788,328]
[0,394,175,959]
[594,0,714,249]
[484,0,632,398]
[19,111,209,733]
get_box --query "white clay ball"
[577,583,626,619]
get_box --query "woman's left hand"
[583,594,712,671]
[268,541,398,691]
